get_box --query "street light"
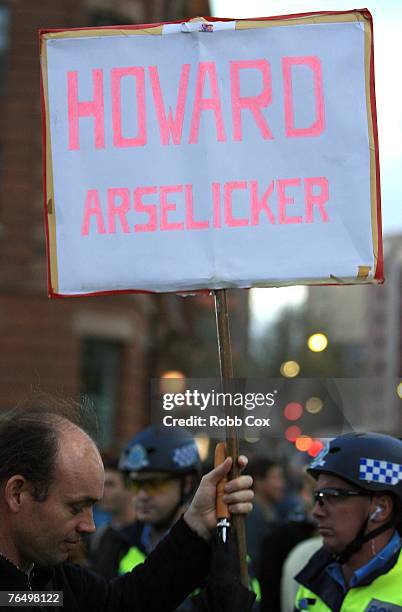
[280,360,300,378]
[160,370,186,393]
[285,425,302,442]
[308,439,325,457]
[307,333,328,352]
[306,396,323,414]
[295,435,313,452]
[284,402,303,420]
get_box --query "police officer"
[117,425,261,608]
[294,432,402,611]
[117,425,202,575]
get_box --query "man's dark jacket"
[0,518,210,612]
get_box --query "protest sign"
[40,10,382,296]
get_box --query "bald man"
[0,405,253,611]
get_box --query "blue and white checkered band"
[173,443,198,468]
[126,444,149,469]
[360,457,402,486]
[309,439,330,469]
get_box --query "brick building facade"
[0,0,249,450]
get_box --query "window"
[0,4,9,97]
[80,339,122,448]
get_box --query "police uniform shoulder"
[294,545,331,585]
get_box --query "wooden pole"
[214,288,249,589]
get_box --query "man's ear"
[370,495,394,523]
[4,475,31,513]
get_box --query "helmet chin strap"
[333,517,394,565]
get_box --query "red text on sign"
[68,57,325,150]
[80,176,329,236]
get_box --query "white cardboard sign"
[40,11,382,296]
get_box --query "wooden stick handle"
[214,288,249,589]
[215,442,230,519]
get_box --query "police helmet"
[308,432,402,505]
[119,425,201,477]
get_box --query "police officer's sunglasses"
[128,476,176,494]
[313,487,370,506]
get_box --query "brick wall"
[0,1,152,448]
[0,0,250,449]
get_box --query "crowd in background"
[71,445,321,612]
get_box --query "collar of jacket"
[0,554,54,590]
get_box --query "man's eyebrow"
[67,496,99,506]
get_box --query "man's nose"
[77,507,96,534]
[136,487,150,500]
[312,499,326,519]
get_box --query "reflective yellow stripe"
[251,576,261,601]
[118,546,146,574]
[246,554,261,601]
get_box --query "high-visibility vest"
[119,546,262,601]
[118,546,146,575]
[295,549,402,611]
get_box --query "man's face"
[13,429,104,568]
[100,469,131,514]
[257,466,285,503]
[131,472,182,526]
[313,474,371,554]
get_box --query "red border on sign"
[39,9,383,297]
